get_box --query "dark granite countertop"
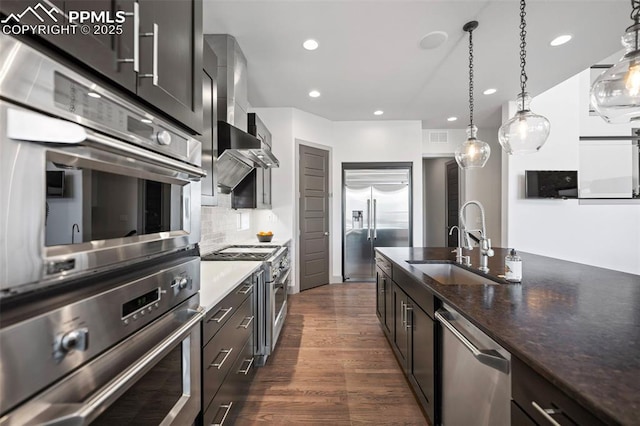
[376,247,640,426]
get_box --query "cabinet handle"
[238,284,253,295]
[405,305,413,329]
[401,301,406,326]
[211,402,233,426]
[237,357,254,375]
[118,2,139,71]
[208,307,232,323]
[531,401,562,426]
[209,348,233,370]
[139,23,158,85]
[239,316,254,329]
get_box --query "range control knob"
[155,130,172,146]
[54,328,89,360]
[171,276,190,290]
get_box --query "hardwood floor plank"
[234,282,427,425]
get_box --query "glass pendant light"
[455,21,491,169]
[591,0,640,123]
[498,0,550,154]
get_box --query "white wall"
[422,127,503,246]
[251,107,423,291]
[503,70,640,274]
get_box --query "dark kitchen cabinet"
[201,274,256,426]
[512,356,605,426]
[199,41,218,206]
[0,0,137,92]
[376,254,436,425]
[137,0,202,133]
[231,167,271,209]
[1,0,202,133]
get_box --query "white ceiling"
[203,1,628,129]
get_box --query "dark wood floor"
[235,282,428,425]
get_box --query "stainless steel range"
[203,244,290,364]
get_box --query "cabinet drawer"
[375,254,392,277]
[203,296,254,406]
[203,276,254,345]
[512,357,605,426]
[203,337,255,426]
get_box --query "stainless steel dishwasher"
[435,304,511,426]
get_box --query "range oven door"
[0,297,203,426]
[0,102,204,293]
[268,267,290,353]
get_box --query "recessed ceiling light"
[309,90,321,98]
[88,92,101,99]
[140,118,153,124]
[419,31,448,50]
[447,116,458,122]
[550,34,572,47]
[483,88,497,95]
[374,110,384,116]
[303,39,319,50]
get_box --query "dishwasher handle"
[435,308,510,374]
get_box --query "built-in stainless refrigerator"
[343,165,412,281]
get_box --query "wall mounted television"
[525,170,578,199]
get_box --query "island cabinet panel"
[392,264,435,317]
[376,254,436,425]
[375,266,392,337]
[512,356,606,426]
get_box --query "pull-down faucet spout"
[459,201,494,273]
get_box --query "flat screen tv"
[525,170,578,199]
[46,170,65,197]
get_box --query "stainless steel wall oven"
[0,34,204,296]
[0,33,205,426]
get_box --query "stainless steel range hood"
[205,34,279,193]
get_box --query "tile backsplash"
[199,193,270,254]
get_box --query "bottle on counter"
[505,249,522,282]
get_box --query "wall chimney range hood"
[205,34,279,193]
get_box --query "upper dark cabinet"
[0,0,202,134]
[137,0,202,133]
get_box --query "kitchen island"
[376,247,640,426]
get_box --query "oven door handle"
[39,308,204,426]
[6,107,205,180]
[85,131,206,180]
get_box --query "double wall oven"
[0,34,205,425]
[203,244,290,365]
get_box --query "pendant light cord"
[519,0,528,106]
[630,0,640,51]
[468,27,475,128]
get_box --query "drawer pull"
[208,307,233,323]
[209,348,233,370]
[211,402,233,426]
[238,284,253,295]
[531,401,562,426]
[239,316,254,329]
[238,357,254,375]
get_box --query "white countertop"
[199,261,262,312]
[236,237,291,246]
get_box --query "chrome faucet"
[459,201,494,273]
[449,226,470,266]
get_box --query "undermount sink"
[409,262,501,286]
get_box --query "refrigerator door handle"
[367,199,371,240]
[373,199,377,240]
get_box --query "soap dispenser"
[505,249,522,282]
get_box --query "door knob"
[323,232,329,236]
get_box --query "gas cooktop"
[202,245,280,261]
